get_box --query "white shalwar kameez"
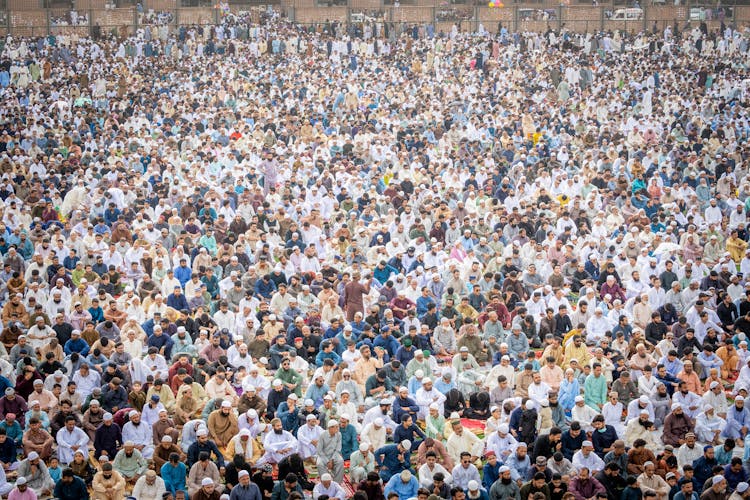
[122,421,155,458]
[297,423,323,459]
[258,430,298,465]
[56,426,89,464]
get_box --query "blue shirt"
[384,475,419,498]
[315,350,341,367]
[174,265,192,287]
[64,337,90,356]
[504,453,531,482]
[392,423,425,447]
[161,461,187,494]
[230,482,263,500]
[375,444,411,476]
[394,346,416,366]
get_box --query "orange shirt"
[677,370,703,395]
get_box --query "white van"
[611,8,644,20]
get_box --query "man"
[519,472,550,500]
[113,441,148,486]
[446,421,484,465]
[313,472,348,500]
[92,462,127,500]
[358,471,386,500]
[94,412,122,460]
[27,379,56,412]
[53,468,89,500]
[674,477,699,500]
[451,452,481,490]
[662,404,695,447]
[194,477,222,500]
[131,469,167,500]
[7,476,31,500]
[272,472,304,500]
[258,418,298,465]
[418,450,452,488]
[154,435,184,472]
[572,440,605,474]
[187,427,225,469]
[56,415,89,465]
[230,469,262,500]
[489,465,520,500]
[416,376,446,420]
[375,440,412,482]
[122,410,155,459]
[16,451,54,497]
[703,476,728,500]
[384,470,419,499]
[207,400,239,455]
[21,416,53,460]
[504,442,532,485]
[584,364,608,411]
[730,482,750,500]
[317,419,345,483]
[723,395,750,442]
[692,446,718,486]
[569,467,606,500]
[188,452,223,498]
[595,462,627,500]
[349,442,376,485]
[637,461,669,500]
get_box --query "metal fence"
[0,2,746,36]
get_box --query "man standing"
[344,272,372,321]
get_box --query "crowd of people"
[0,5,748,500]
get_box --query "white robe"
[129,358,149,385]
[418,463,453,488]
[485,432,518,461]
[141,402,166,427]
[259,430,298,464]
[142,355,169,381]
[71,371,101,399]
[122,421,155,459]
[362,406,397,431]
[297,424,323,459]
[601,402,626,437]
[242,375,271,399]
[695,411,726,442]
[360,422,387,451]
[415,387,447,419]
[56,426,89,464]
[572,404,600,433]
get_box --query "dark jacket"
[53,476,90,500]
